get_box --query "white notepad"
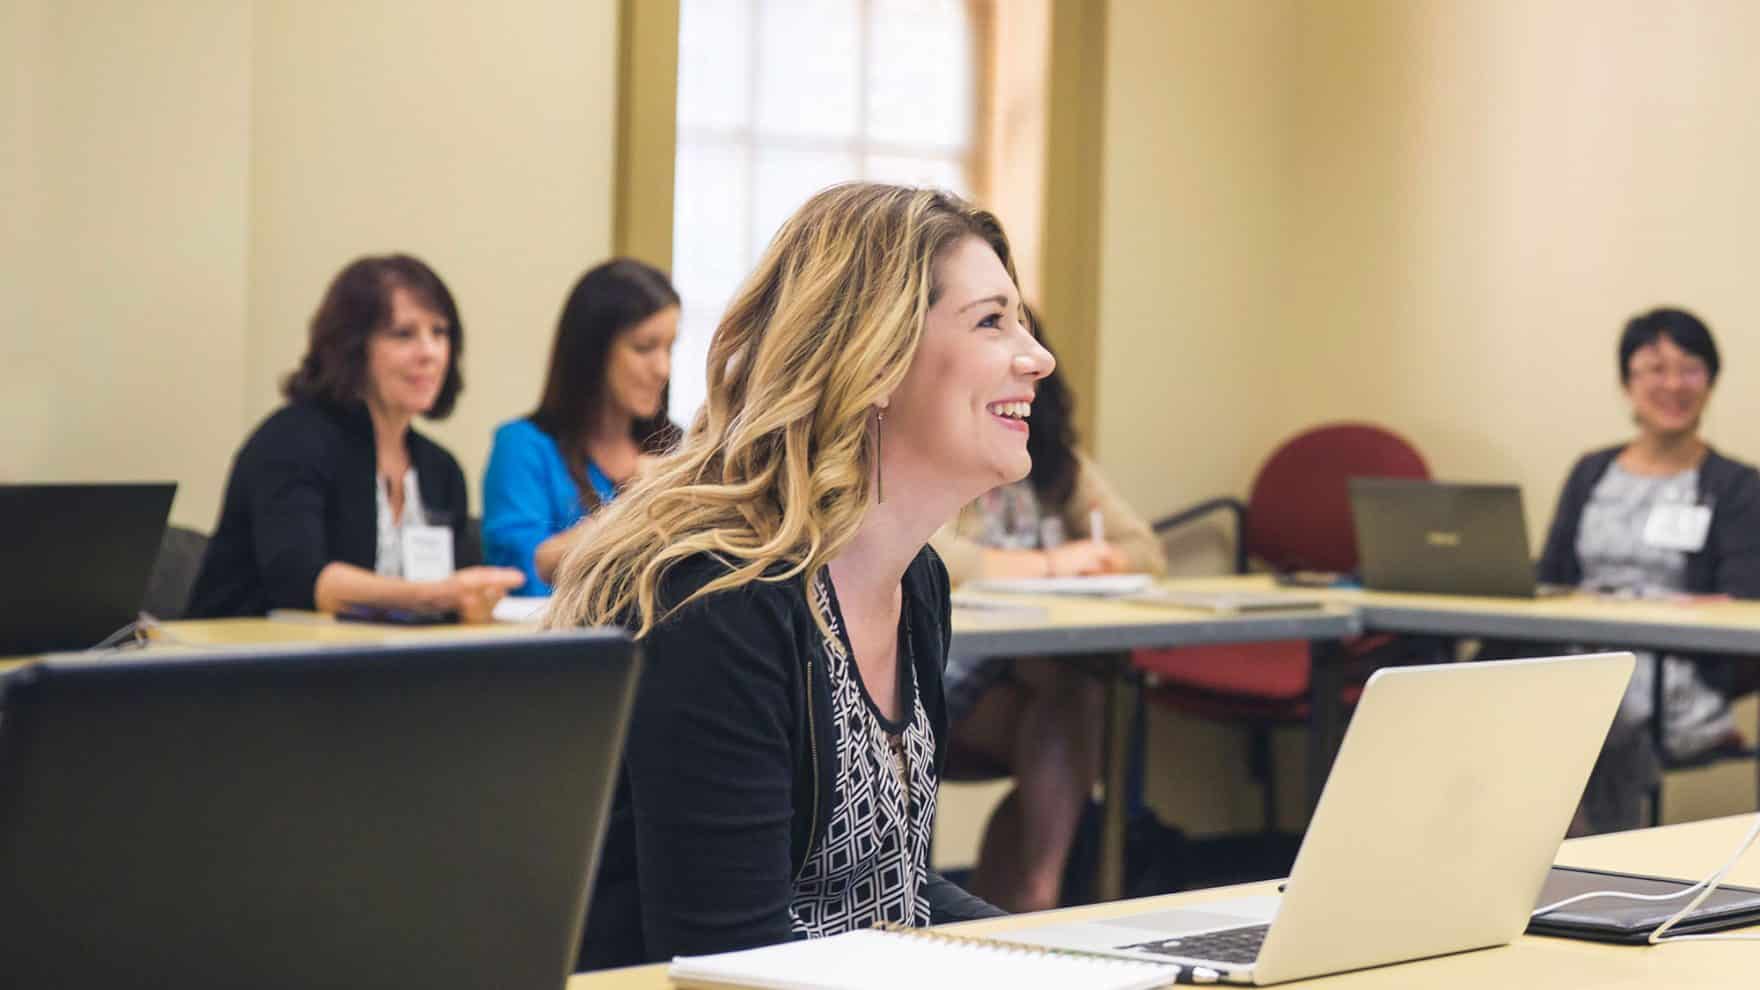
[491,595,550,624]
[963,574,1155,597]
[949,592,1050,619]
[1121,588,1326,614]
[668,928,1176,990]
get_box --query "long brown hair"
[546,183,1017,638]
[529,259,683,509]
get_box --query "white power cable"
[1530,814,1760,944]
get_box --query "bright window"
[669,0,977,423]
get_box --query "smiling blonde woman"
[550,184,1055,969]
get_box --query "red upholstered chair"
[1133,423,1430,831]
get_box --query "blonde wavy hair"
[545,183,1017,637]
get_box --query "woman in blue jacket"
[482,259,684,595]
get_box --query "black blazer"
[577,547,1000,971]
[186,401,479,618]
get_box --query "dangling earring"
[874,407,887,503]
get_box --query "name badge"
[400,524,455,582]
[1642,503,1711,553]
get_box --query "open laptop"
[0,631,641,990]
[1348,478,1558,597]
[1010,651,1634,985]
[0,482,176,654]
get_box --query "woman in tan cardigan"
[931,316,1166,912]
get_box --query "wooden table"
[2,603,1359,904]
[0,613,532,674]
[12,583,1754,900]
[567,813,1760,989]
[1141,574,1760,652]
[1152,575,1760,804]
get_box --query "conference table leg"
[1305,640,1348,813]
[1097,652,1136,902]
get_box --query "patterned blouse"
[788,572,939,936]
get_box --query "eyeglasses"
[1628,363,1710,386]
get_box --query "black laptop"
[0,632,641,989]
[1348,478,1551,598]
[0,482,176,654]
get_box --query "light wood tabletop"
[0,601,1356,904]
[10,584,1753,908]
[946,591,1357,658]
[1161,574,1760,654]
[568,813,1760,989]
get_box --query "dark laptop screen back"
[1349,478,1539,597]
[0,482,176,654]
[0,632,639,990]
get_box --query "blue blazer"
[482,418,616,596]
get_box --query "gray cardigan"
[1536,443,1760,692]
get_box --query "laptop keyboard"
[1117,923,1269,965]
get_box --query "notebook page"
[491,595,550,624]
[963,574,1154,597]
[668,928,1177,990]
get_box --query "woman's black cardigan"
[186,401,478,618]
[577,547,1001,971]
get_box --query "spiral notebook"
[668,927,1177,990]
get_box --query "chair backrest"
[141,525,209,620]
[1245,423,1429,574]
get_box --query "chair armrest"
[1152,497,1248,574]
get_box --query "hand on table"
[1045,540,1131,577]
[439,566,526,624]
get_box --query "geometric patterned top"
[789,572,938,937]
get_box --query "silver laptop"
[1348,478,1560,597]
[1011,652,1634,985]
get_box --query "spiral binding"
[873,922,1174,971]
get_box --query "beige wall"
[247,0,620,521]
[1089,0,1760,838]
[1276,0,1760,542]
[1,0,252,528]
[1095,0,1760,539]
[3,0,620,531]
[1091,0,1294,575]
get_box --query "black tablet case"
[1528,865,1760,943]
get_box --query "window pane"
[673,139,751,306]
[670,139,751,424]
[755,0,860,139]
[669,305,716,426]
[750,146,860,260]
[864,153,968,196]
[867,0,972,150]
[678,0,753,132]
